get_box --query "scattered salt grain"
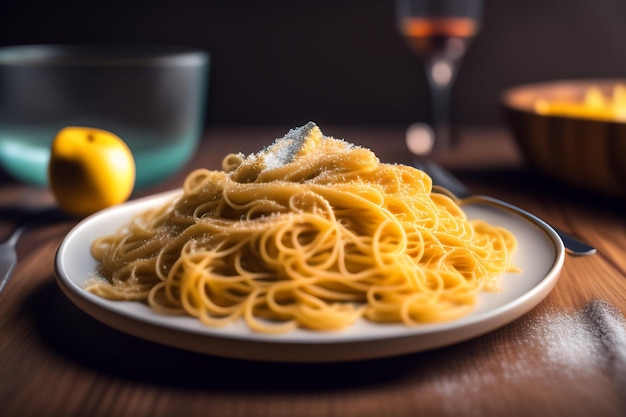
[502,299,626,387]
[581,300,626,390]
[432,300,626,410]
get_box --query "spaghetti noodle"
[88,122,517,333]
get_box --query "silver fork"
[0,207,67,295]
[0,221,29,294]
[413,158,596,257]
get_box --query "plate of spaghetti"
[54,123,565,362]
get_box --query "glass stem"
[424,57,458,152]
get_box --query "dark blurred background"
[2,0,626,128]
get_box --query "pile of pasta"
[88,122,517,333]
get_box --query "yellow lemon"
[48,126,136,217]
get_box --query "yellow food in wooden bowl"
[502,79,626,198]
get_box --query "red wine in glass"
[400,16,477,61]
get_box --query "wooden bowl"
[501,79,626,198]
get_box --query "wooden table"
[1,126,625,417]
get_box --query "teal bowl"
[0,44,210,189]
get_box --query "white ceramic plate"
[55,190,565,362]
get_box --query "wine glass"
[396,0,483,155]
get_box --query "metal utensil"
[0,222,27,294]
[0,207,67,295]
[413,158,596,257]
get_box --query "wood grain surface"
[1,127,624,417]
